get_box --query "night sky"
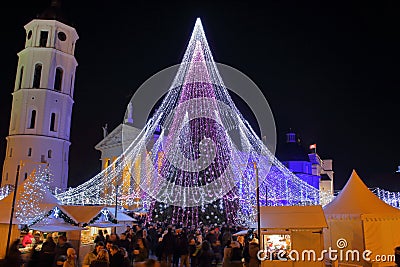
[1,0,399,191]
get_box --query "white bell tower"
[1,1,78,191]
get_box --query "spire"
[38,0,68,24]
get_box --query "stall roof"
[0,180,59,224]
[259,205,328,229]
[88,222,124,228]
[30,217,86,232]
[59,205,105,224]
[104,207,136,222]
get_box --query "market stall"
[0,176,59,259]
[259,205,328,267]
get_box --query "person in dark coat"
[89,249,109,267]
[177,229,190,267]
[229,241,243,267]
[395,246,400,266]
[161,227,176,267]
[94,230,106,245]
[117,233,130,252]
[40,234,56,267]
[109,245,124,267]
[27,233,42,267]
[133,237,149,263]
[196,241,214,267]
[53,235,73,267]
[6,239,23,267]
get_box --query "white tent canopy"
[0,179,59,224]
[323,170,400,267]
[30,217,86,232]
[104,207,136,222]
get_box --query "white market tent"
[103,207,136,234]
[104,207,136,223]
[323,170,400,267]
[259,205,327,267]
[0,179,59,259]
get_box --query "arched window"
[39,31,48,47]
[28,147,32,157]
[48,150,52,158]
[24,173,28,180]
[54,67,63,91]
[33,64,42,88]
[50,113,56,132]
[29,110,36,129]
[9,148,12,157]
[18,66,24,89]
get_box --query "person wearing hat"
[248,238,260,267]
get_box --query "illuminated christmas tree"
[57,19,321,225]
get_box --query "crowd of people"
[80,222,260,267]
[3,221,261,267]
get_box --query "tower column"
[1,5,79,191]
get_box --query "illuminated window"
[50,113,56,132]
[18,66,24,89]
[39,31,48,47]
[262,234,291,261]
[29,110,37,129]
[33,64,42,88]
[54,67,63,91]
[28,147,32,157]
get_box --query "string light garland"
[15,166,53,225]
[0,184,13,201]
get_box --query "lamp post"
[114,184,118,233]
[253,161,261,261]
[6,161,23,257]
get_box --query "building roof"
[323,170,400,216]
[259,205,328,229]
[95,123,142,151]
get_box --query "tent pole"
[114,185,118,233]
[6,161,22,257]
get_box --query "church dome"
[276,130,310,162]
